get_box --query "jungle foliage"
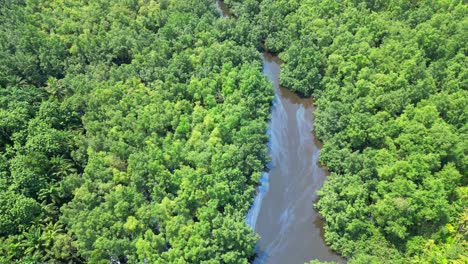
[226,0,467,263]
[0,0,273,263]
[1,0,467,263]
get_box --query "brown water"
[216,0,232,17]
[250,54,344,264]
[216,1,344,263]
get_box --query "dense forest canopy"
[0,0,273,263]
[0,0,467,263]
[226,0,467,263]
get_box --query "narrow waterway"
[216,1,344,263]
[249,53,344,264]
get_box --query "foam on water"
[216,2,344,263]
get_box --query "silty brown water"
[251,53,344,264]
[216,2,344,263]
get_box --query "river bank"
[215,1,344,263]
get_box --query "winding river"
[216,1,344,263]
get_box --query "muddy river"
[216,1,344,263]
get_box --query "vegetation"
[226,0,468,262]
[0,0,273,263]
[1,0,467,263]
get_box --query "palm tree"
[44,77,71,100]
[49,156,77,179]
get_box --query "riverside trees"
[227,0,467,262]
[0,0,273,262]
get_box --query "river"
[216,1,344,263]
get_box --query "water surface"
[216,2,344,263]
[250,53,344,264]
